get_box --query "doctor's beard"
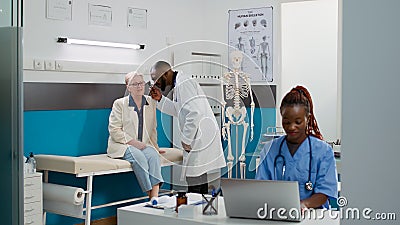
[162,85,174,100]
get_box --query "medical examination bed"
[35,148,183,225]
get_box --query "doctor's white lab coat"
[157,72,226,178]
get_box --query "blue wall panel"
[24,109,172,225]
[24,109,172,156]
[24,109,111,156]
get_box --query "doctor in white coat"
[149,61,226,194]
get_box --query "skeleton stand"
[221,51,255,179]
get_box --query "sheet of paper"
[88,4,112,26]
[46,0,72,21]
[127,8,147,29]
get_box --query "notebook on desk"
[221,178,301,222]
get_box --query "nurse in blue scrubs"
[256,85,338,209]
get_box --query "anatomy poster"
[228,7,273,82]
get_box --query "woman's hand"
[128,139,147,150]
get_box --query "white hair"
[125,71,144,85]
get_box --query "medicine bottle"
[175,191,187,212]
[26,152,37,174]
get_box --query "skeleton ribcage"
[225,73,250,100]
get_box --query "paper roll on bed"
[43,183,85,218]
[43,183,85,205]
[36,149,184,223]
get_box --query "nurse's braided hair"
[280,85,323,140]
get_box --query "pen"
[191,200,207,205]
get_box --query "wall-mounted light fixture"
[57,37,145,50]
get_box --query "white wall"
[281,0,338,141]
[23,0,206,82]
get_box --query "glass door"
[0,1,23,225]
[0,0,11,26]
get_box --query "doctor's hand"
[181,141,191,153]
[128,139,147,150]
[149,86,162,101]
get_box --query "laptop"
[221,178,301,221]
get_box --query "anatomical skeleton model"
[257,36,271,80]
[221,50,255,179]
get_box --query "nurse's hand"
[300,193,327,210]
[149,86,162,101]
[300,201,308,215]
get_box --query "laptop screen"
[221,178,301,221]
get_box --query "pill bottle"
[175,191,187,212]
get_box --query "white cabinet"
[24,173,43,225]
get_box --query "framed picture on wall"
[228,7,273,82]
[127,8,147,29]
[46,0,72,21]
[88,4,112,27]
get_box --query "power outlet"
[44,60,56,70]
[55,62,63,71]
[33,59,44,70]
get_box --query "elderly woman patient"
[107,71,163,205]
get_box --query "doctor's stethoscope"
[274,135,314,191]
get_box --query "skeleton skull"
[231,50,243,69]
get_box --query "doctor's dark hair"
[280,85,323,140]
[150,61,171,80]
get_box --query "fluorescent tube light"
[57,37,145,50]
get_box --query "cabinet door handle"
[24,195,35,199]
[25,221,34,225]
[24,183,34,187]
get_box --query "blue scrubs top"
[256,135,338,208]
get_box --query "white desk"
[118,197,340,225]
